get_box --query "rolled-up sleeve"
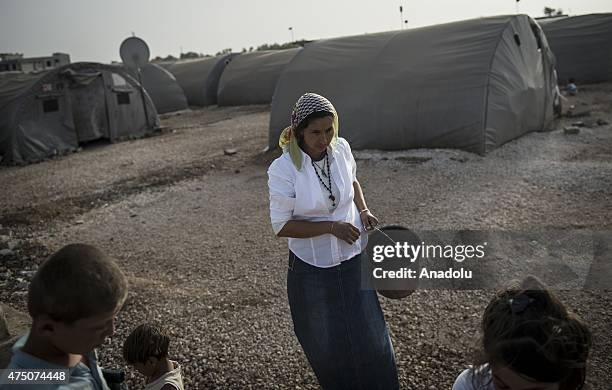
[268,159,296,235]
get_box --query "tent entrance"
[66,73,111,143]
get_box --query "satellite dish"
[120,36,150,69]
[119,36,151,128]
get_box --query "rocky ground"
[1,84,611,389]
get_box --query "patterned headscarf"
[278,93,339,170]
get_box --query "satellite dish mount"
[119,36,151,127]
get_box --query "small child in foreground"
[123,323,184,390]
[452,276,591,390]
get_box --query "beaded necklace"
[311,152,336,207]
[312,158,327,177]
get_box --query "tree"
[180,51,200,59]
[255,40,308,51]
[151,55,177,63]
[544,7,565,17]
[214,48,232,56]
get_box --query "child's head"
[123,323,170,377]
[28,243,128,354]
[474,276,591,390]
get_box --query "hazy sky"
[1,0,610,63]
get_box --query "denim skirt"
[287,251,399,390]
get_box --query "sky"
[1,0,610,63]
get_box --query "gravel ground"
[1,83,611,389]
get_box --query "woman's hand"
[331,222,361,244]
[359,209,379,231]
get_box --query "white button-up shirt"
[268,137,367,268]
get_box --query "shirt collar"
[298,144,337,166]
[11,332,98,371]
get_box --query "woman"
[452,276,591,390]
[267,93,399,389]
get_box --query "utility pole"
[516,0,520,14]
[399,5,404,29]
[288,27,294,42]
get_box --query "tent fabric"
[539,13,612,84]
[0,72,42,109]
[269,15,556,155]
[61,68,101,86]
[156,61,176,70]
[217,48,301,106]
[0,62,159,165]
[165,54,238,106]
[127,64,188,114]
